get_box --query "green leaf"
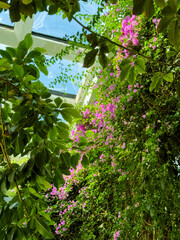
[0,49,12,62]
[61,103,74,108]
[176,80,180,97]
[133,0,146,15]
[13,64,24,78]
[99,50,108,68]
[29,187,42,198]
[128,68,137,85]
[54,97,63,108]
[22,0,33,5]
[24,33,33,49]
[35,218,54,239]
[144,0,155,19]
[16,41,28,59]
[168,0,178,12]
[120,60,131,81]
[81,154,89,168]
[155,0,165,7]
[0,58,11,71]
[86,33,98,48]
[157,9,174,33]
[163,73,173,82]
[168,20,180,47]
[56,125,69,140]
[0,1,10,9]
[134,58,146,73]
[60,110,72,123]
[54,169,65,187]
[6,47,16,57]
[149,72,162,92]
[36,175,51,189]
[8,171,15,183]
[71,153,80,169]
[9,1,21,22]
[83,49,98,68]
[33,47,46,53]
[1,179,7,195]
[61,108,81,118]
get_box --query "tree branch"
[72,17,180,68]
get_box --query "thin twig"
[0,105,30,218]
[72,17,180,68]
[0,77,21,94]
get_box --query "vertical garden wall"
[0,0,180,239]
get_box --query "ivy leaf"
[35,218,54,239]
[82,154,89,168]
[83,49,98,68]
[0,1,10,9]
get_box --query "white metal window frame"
[0,16,94,105]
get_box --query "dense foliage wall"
[45,1,180,239]
[0,0,180,239]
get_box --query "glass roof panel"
[0,44,84,96]
[0,10,14,27]
[32,1,98,39]
[40,56,85,95]
[0,43,7,50]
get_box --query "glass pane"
[0,10,14,27]
[40,57,85,95]
[0,43,7,50]
[32,1,98,39]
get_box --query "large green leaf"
[149,72,162,92]
[81,154,89,168]
[13,64,24,78]
[144,0,155,19]
[120,60,131,81]
[35,218,54,239]
[155,0,165,7]
[168,20,180,47]
[71,153,80,169]
[0,1,10,9]
[134,58,146,73]
[83,49,98,68]
[24,33,33,49]
[163,72,173,82]
[133,0,146,15]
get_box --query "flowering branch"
[72,16,180,68]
